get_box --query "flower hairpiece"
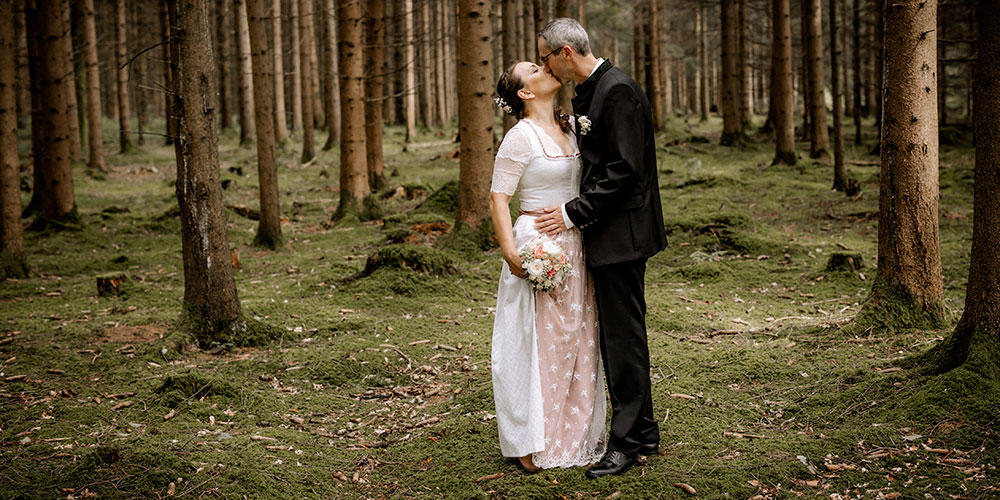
[494,96,514,115]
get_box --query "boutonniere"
[577,115,591,136]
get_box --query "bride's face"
[514,62,562,102]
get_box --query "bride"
[489,61,606,471]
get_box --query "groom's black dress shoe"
[638,442,660,456]
[584,450,638,479]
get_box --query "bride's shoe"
[517,455,540,472]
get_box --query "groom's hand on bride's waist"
[534,206,568,236]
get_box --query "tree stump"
[825,253,864,272]
[97,274,128,297]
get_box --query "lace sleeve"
[490,127,532,196]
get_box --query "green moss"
[178,306,279,348]
[0,249,28,280]
[155,370,240,407]
[362,243,457,277]
[413,180,458,217]
[854,275,947,331]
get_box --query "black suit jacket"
[565,61,668,267]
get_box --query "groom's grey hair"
[538,18,592,57]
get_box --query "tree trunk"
[799,0,810,140]
[114,0,132,152]
[234,0,256,146]
[307,0,321,130]
[161,0,176,145]
[298,0,314,162]
[852,0,862,144]
[335,0,369,218]
[739,0,753,124]
[633,3,645,93]
[403,0,416,144]
[444,0,456,123]
[289,0,302,131]
[168,0,243,342]
[436,0,449,126]
[0,0,26,278]
[13,4,29,129]
[555,0,572,114]
[214,0,232,129]
[27,0,77,227]
[365,0,385,190]
[456,0,493,230]
[420,0,434,128]
[81,0,106,172]
[720,0,743,145]
[772,0,796,165]
[501,0,517,133]
[933,0,1000,372]
[804,0,830,158]
[649,0,664,129]
[699,2,709,120]
[271,0,288,142]
[873,0,884,150]
[830,0,847,190]
[247,0,282,248]
[322,0,341,149]
[861,0,943,328]
[61,7,82,163]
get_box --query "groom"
[534,18,667,479]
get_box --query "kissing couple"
[488,18,667,479]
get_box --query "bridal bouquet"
[518,236,572,292]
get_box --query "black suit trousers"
[590,259,659,455]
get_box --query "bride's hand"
[504,253,526,278]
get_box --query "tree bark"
[271,0,288,142]
[334,0,369,218]
[501,0,517,133]
[0,0,26,278]
[247,0,282,248]
[720,0,743,145]
[81,0,106,172]
[61,6,82,163]
[321,0,341,150]
[852,0,862,144]
[365,0,385,190]
[831,0,847,190]
[649,0,664,129]
[420,0,434,128]
[289,0,302,131]
[169,0,243,341]
[307,0,321,129]
[403,0,416,144]
[214,0,233,129]
[114,0,133,152]
[298,0,315,162]
[739,0,753,124]
[772,0,797,165]
[234,0,256,146]
[873,0,884,149]
[436,0,450,126]
[804,0,830,158]
[161,0,176,145]
[861,0,943,328]
[933,0,1000,372]
[456,0,493,230]
[27,0,77,227]
[699,2,709,120]
[13,4,29,129]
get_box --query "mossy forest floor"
[2,117,997,499]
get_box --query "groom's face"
[538,37,570,83]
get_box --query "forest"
[0,0,997,498]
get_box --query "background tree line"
[0,0,995,372]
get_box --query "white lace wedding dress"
[490,118,607,469]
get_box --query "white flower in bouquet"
[518,236,573,292]
[526,260,545,277]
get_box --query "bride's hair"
[496,62,573,135]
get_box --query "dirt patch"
[98,325,168,343]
